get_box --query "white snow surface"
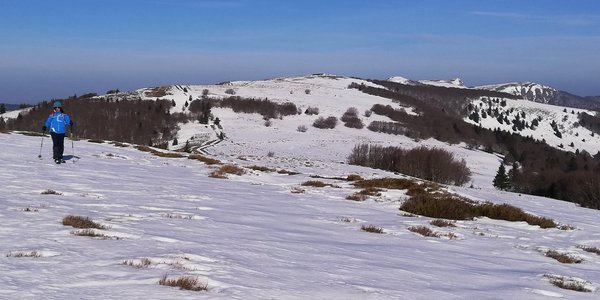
[2,130,600,299]
[3,74,600,298]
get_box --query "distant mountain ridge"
[387,76,600,110]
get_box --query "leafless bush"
[545,275,591,292]
[361,224,384,234]
[341,107,364,129]
[348,144,471,186]
[313,116,338,129]
[62,215,107,229]
[123,258,152,268]
[346,193,368,201]
[346,174,363,181]
[158,275,208,291]
[248,165,276,172]
[264,119,272,127]
[72,229,116,239]
[305,89,311,95]
[224,88,236,95]
[301,180,330,187]
[7,251,42,258]
[297,125,308,132]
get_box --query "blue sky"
[1,0,599,104]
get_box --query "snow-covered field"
[2,130,600,299]
[3,74,600,299]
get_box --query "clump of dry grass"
[158,275,208,291]
[7,251,41,258]
[41,189,62,195]
[209,164,246,178]
[430,219,456,227]
[346,193,368,201]
[577,245,600,255]
[247,165,276,172]
[162,213,193,219]
[408,225,440,237]
[72,229,116,239]
[188,154,221,165]
[110,141,129,147]
[152,151,185,158]
[123,258,152,268]
[400,194,557,228]
[88,139,105,143]
[23,207,39,212]
[301,180,330,187]
[544,274,591,292]
[545,250,582,264]
[346,174,364,181]
[277,169,300,175]
[361,224,384,234]
[558,224,576,230]
[62,215,107,229]
[354,177,439,191]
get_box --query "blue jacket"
[45,112,72,134]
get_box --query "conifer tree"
[493,164,510,190]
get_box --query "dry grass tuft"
[545,250,582,264]
[430,219,456,227]
[346,193,368,201]
[72,229,116,239]
[145,86,171,97]
[7,251,42,258]
[158,275,208,291]
[135,145,153,152]
[41,189,62,195]
[88,139,105,143]
[544,274,592,292]
[277,169,301,175]
[361,224,384,234]
[248,165,276,172]
[577,245,600,255]
[62,215,107,229]
[400,194,557,228]
[152,151,185,158]
[408,225,440,237]
[301,180,330,187]
[188,154,221,165]
[558,224,576,230]
[110,141,129,147]
[209,164,246,178]
[123,258,152,268]
[346,174,364,181]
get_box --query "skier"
[42,101,73,164]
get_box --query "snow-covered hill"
[476,82,560,104]
[3,130,600,299]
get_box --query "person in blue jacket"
[42,101,73,164]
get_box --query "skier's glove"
[42,126,47,132]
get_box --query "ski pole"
[71,129,75,163]
[38,133,45,159]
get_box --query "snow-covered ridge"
[476,82,559,104]
[387,76,467,89]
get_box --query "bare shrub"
[361,224,384,234]
[264,119,272,127]
[348,144,471,186]
[277,169,300,175]
[224,88,236,95]
[408,225,440,237]
[158,275,208,291]
[297,125,308,132]
[341,107,364,129]
[88,139,105,143]
[62,215,106,229]
[313,116,338,129]
[305,89,311,95]
[248,165,276,172]
[545,250,582,264]
[430,219,456,227]
[358,187,383,196]
[267,151,275,157]
[151,151,185,158]
[354,177,428,190]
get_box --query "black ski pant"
[50,132,65,160]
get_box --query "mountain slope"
[2,132,600,299]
